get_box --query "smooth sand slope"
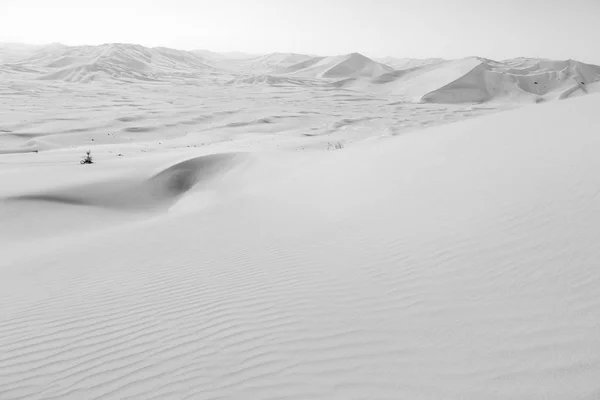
[1,94,600,399]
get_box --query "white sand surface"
[2,43,600,399]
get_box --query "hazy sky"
[1,0,599,63]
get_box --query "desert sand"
[1,43,600,399]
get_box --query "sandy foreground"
[1,78,600,399]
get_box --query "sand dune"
[2,43,599,104]
[375,56,446,70]
[5,43,213,82]
[336,57,600,103]
[280,52,394,79]
[422,58,600,103]
[1,93,600,399]
[7,153,244,211]
[237,52,315,73]
[2,41,600,399]
[337,58,484,100]
[1,77,499,157]
[226,74,323,87]
[193,51,314,74]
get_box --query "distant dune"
[337,57,600,103]
[279,52,394,79]
[1,42,600,103]
[195,51,315,74]
[375,56,446,70]
[244,52,315,70]
[226,74,324,87]
[4,43,213,82]
[421,57,600,103]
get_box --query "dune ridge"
[2,43,600,104]
[338,57,600,103]
[279,52,394,79]
[5,43,213,82]
[7,153,244,211]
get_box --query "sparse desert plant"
[328,141,344,150]
[80,150,93,164]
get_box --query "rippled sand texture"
[1,93,600,399]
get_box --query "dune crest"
[8,153,244,211]
[280,52,394,79]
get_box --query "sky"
[1,0,599,63]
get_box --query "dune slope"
[8,43,213,82]
[1,95,600,399]
[7,153,243,211]
[422,58,600,103]
[281,53,393,79]
[340,57,600,103]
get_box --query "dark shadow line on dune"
[6,152,245,211]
